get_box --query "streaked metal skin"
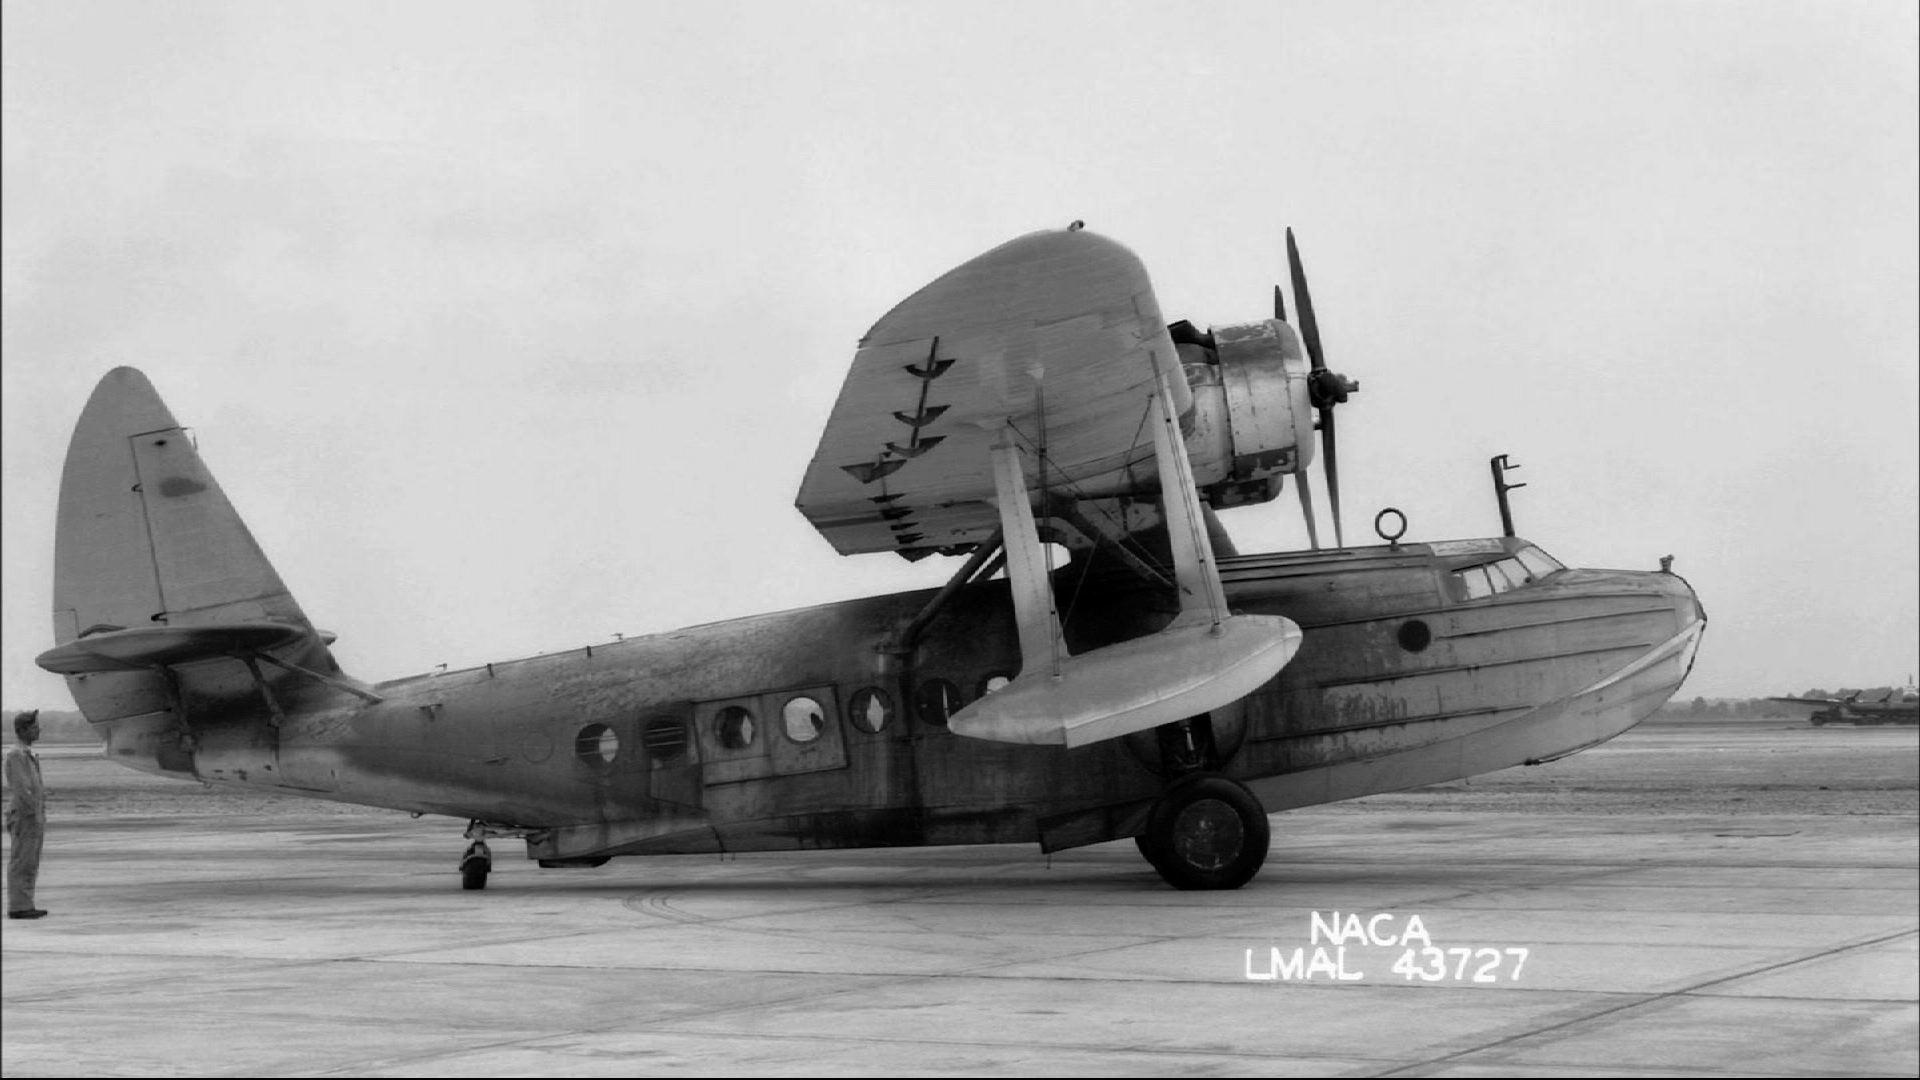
[75,536,1704,864]
[1194,320,1317,507]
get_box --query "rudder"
[41,368,353,750]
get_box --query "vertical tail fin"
[40,368,350,731]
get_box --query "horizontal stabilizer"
[36,621,312,675]
[947,613,1302,748]
[48,368,354,722]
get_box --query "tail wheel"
[461,862,490,891]
[1137,773,1270,890]
[460,839,492,891]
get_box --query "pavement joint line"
[298,1026,1394,1078]
[1366,925,1920,1077]
[1,954,297,1007]
[1664,927,1919,996]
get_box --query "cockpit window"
[1488,559,1529,590]
[1514,546,1564,580]
[1457,564,1495,599]
[1452,548,1559,601]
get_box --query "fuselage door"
[695,686,849,786]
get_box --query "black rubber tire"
[1133,834,1170,878]
[460,859,490,891]
[1137,774,1270,890]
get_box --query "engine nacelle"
[1183,319,1317,509]
[1039,318,1320,560]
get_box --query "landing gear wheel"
[1133,834,1167,878]
[460,839,493,891]
[1137,774,1270,890]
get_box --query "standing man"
[6,710,47,919]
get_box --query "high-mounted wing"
[796,228,1302,747]
[797,229,1203,559]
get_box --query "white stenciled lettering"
[1244,946,1361,981]
[1337,946,1364,981]
[1306,948,1338,980]
[1277,948,1307,980]
[1310,911,1381,945]
[1305,947,1364,980]
[1245,948,1274,981]
[1309,910,1341,944]
[1286,913,1525,984]
[1399,914,1431,948]
[1387,945,1530,982]
[1311,910,1430,947]
[1245,947,1308,981]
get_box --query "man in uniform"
[6,710,47,919]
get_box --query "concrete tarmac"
[3,721,1916,1077]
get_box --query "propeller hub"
[1309,369,1358,409]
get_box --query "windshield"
[1449,543,1565,601]
[1514,545,1565,579]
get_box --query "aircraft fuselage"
[84,536,1704,865]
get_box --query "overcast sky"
[4,0,1916,708]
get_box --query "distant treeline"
[1654,697,1824,720]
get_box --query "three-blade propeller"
[1278,228,1359,547]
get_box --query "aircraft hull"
[74,541,1704,864]
[1248,604,1705,813]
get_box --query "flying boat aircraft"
[36,226,1706,890]
[1769,685,1919,726]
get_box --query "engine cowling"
[1183,319,1317,509]
[1035,318,1320,561]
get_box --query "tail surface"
[40,368,351,755]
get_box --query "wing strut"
[990,435,1065,677]
[949,348,1304,748]
[1148,350,1227,629]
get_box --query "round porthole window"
[849,688,892,733]
[1398,619,1432,653]
[575,722,619,766]
[714,705,756,749]
[783,696,826,743]
[916,679,962,726]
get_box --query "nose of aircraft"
[1663,567,1707,631]
[1539,564,1708,721]
[1629,565,1708,655]
[1630,565,1708,681]
[1556,563,1706,633]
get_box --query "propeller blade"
[1293,467,1321,550]
[1286,227,1325,372]
[1322,406,1344,547]
[1273,283,1287,323]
